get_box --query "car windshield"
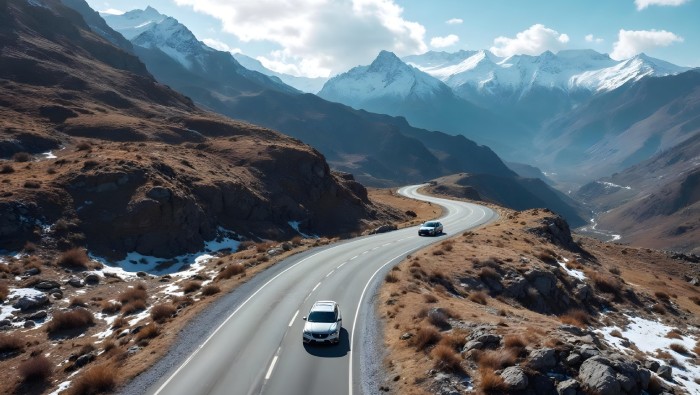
[308,311,336,323]
[425,222,439,227]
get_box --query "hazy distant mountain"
[233,53,327,94]
[575,132,700,254]
[318,51,529,158]
[91,7,516,187]
[536,69,700,182]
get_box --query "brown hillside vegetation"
[378,191,700,394]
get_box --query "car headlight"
[330,324,338,334]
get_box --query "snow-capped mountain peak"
[101,6,166,40]
[318,50,451,108]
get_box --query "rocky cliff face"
[0,0,399,258]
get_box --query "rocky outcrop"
[526,213,583,253]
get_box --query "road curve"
[130,185,496,395]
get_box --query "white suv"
[302,301,342,344]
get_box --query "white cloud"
[489,24,569,57]
[634,0,689,10]
[99,8,124,15]
[446,18,463,25]
[610,29,683,60]
[202,38,241,54]
[585,34,604,44]
[172,0,427,77]
[430,34,459,48]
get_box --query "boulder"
[579,345,600,360]
[500,366,528,390]
[33,280,61,291]
[644,360,660,372]
[27,310,47,321]
[578,357,620,395]
[372,224,397,234]
[657,365,672,380]
[84,273,100,285]
[67,277,84,288]
[528,348,557,371]
[75,353,96,368]
[463,334,501,351]
[13,294,49,311]
[556,379,579,395]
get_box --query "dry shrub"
[438,332,466,351]
[608,266,621,275]
[290,236,303,246]
[385,273,399,283]
[478,267,500,281]
[12,152,31,162]
[182,281,202,293]
[103,341,116,353]
[432,344,463,373]
[413,327,441,351]
[24,180,41,188]
[0,164,14,174]
[588,272,622,296]
[468,291,488,305]
[423,294,438,303]
[560,309,591,328]
[118,287,147,304]
[432,250,445,256]
[666,330,683,340]
[57,248,90,270]
[669,343,690,355]
[67,364,115,395]
[440,241,454,252]
[19,355,52,382]
[476,349,517,370]
[503,335,526,349]
[537,249,557,264]
[121,300,146,316]
[135,323,160,341]
[479,367,505,392]
[111,316,128,329]
[46,308,94,334]
[610,329,623,338]
[0,333,25,354]
[69,297,88,307]
[201,284,220,296]
[427,309,451,330]
[100,301,121,315]
[150,303,177,323]
[217,263,245,280]
[0,281,8,301]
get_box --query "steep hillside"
[425,173,588,228]
[576,133,700,254]
[537,69,700,183]
[0,0,394,259]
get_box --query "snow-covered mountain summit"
[404,49,690,97]
[318,50,453,107]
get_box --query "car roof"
[311,301,337,312]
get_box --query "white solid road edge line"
[265,356,279,380]
[348,248,415,395]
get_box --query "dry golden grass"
[413,327,441,351]
[476,349,517,370]
[503,334,526,349]
[431,344,463,373]
[201,284,221,296]
[478,267,500,281]
[182,281,202,293]
[56,248,90,270]
[67,364,116,395]
[670,343,690,355]
[468,291,488,305]
[18,355,52,382]
[0,281,8,301]
[423,294,438,303]
[478,367,505,392]
[689,295,700,306]
[666,330,683,340]
[46,308,94,334]
[0,333,25,354]
[69,296,88,307]
[559,309,591,328]
[385,272,399,283]
[150,304,177,323]
[587,271,623,297]
[217,263,246,280]
[135,323,160,342]
[121,300,147,316]
[118,287,148,305]
[100,300,121,315]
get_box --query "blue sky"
[86,0,700,77]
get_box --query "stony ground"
[376,190,700,395]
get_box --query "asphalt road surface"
[138,185,497,395]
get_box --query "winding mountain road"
[133,185,497,395]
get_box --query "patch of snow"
[160,283,184,297]
[9,287,45,299]
[48,380,71,395]
[598,315,700,394]
[1,304,18,321]
[599,181,632,190]
[288,221,315,238]
[41,151,57,159]
[27,0,48,9]
[90,230,239,276]
[557,259,586,280]
[128,308,151,327]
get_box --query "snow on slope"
[405,49,689,95]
